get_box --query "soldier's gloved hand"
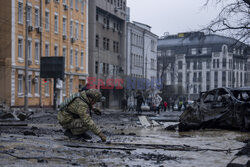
[99,132,106,142]
[93,108,102,115]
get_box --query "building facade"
[88,0,127,108]
[157,32,249,100]
[126,21,158,101]
[0,0,88,107]
[126,22,158,81]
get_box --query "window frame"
[81,23,84,41]
[18,36,24,61]
[54,12,59,34]
[80,50,84,69]
[45,42,50,57]
[18,2,23,24]
[45,9,50,31]
[34,6,40,28]
[62,16,67,35]
[18,74,23,95]
[35,40,40,64]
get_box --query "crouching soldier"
[57,89,106,142]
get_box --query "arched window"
[222,45,228,55]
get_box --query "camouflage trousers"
[60,119,88,135]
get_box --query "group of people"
[121,92,171,114]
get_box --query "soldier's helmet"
[86,89,103,102]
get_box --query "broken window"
[232,90,250,102]
[203,92,215,103]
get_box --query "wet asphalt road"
[0,109,249,167]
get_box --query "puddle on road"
[113,123,250,148]
[109,123,250,167]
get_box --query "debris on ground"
[22,131,36,136]
[236,141,250,156]
[138,153,178,162]
[37,159,48,163]
[0,109,249,166]
[0,112,15,119]
[165,124,178,131]
[138,116,151,127]
[0,123,28,126]
[151,120,160,126]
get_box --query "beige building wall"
[0,0,12,106]
[0,0,88,107]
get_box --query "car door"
[210,88,233,127]
[199,90,216,122]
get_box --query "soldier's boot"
[64,129,82,139]
[78,132,92,140]
[64,129,77,138]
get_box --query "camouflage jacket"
[57,91,101,135]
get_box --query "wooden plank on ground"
[0,123,28,126]
[138,116,151,127]
[152,120,160,126]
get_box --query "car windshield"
[231,90,250,102]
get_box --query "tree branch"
[202,0,250,44]
[242,0,250,6]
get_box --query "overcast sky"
[127,0,222,37]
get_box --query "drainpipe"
[130,29,132,77]
[24,0,29,111]
[142,30,145,78]
[39,0,43,107]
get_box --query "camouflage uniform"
[57,89,104,139]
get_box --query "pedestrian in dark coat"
[136,92,144,114]
[121,98,127,112]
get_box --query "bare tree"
[157,54,175,85]
[157,54,185,102]
[203,0,250,44]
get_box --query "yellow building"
[0,0,88,107]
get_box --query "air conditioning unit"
[45,0,50,4]
[32,78,38,84]
[36,27,42,33]
[62,34,67,40]
[28,25,33,32]
[75,67,80,71]
[54,0,59,3]
[63,4,68,10]
[28,60,32,66]
[71,37,75,43]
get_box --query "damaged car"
[179,87,250,131]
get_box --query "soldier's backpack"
[59,92,92,112]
